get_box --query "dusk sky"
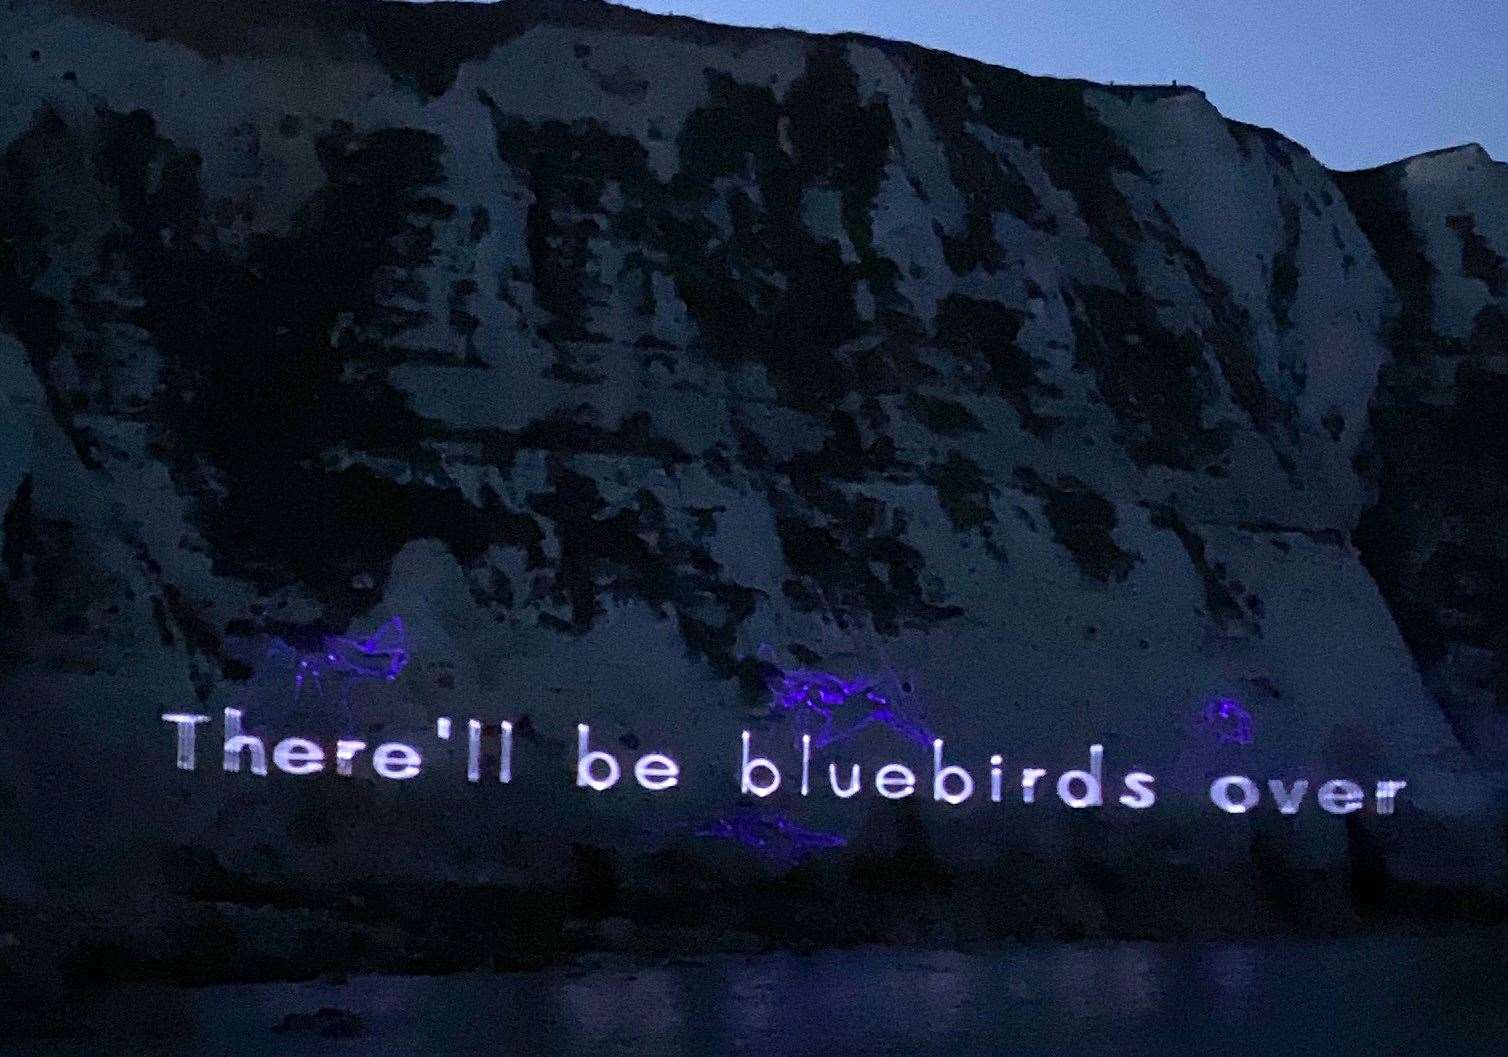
[589,0,1507,171]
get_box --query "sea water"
[9,935,1505,1056]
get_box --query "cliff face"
[1340,147,1508,762]
[1,0,1506,994]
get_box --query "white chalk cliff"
[0,0,1505,999]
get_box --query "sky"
[574,0,1508,171]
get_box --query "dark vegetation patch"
[927,451,994,532]
[1334,165,1435,343]
[908,55,1146,273]
[0,108,99,468]
[1446,213,1507,297]
[775,507,963,636]
[487,45,900,410]
[27,106,769,693]
[75,0,726,101]
[904,392,982,434]
[1270,198,1302,329]
[482,51,966,644]
[1013,468,1138,583]
[906,61,1290,470]
[1068,284,1224,470]
[894,65,1282,472]
[525,465,763,694]
[486,103,635,345]
[907,64,1044,272]
[474,408,690,469]
[598,65,649,102]
[783,410,898,493]
[675,46,905,368]
[933,294,1061,436]
[90,109,522,620]
[1338,163,1508,750]
[925,61,1146,273]
[72,0,537,98]
[769,411,964,632]
[780,45,896,261]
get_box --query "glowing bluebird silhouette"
[694,811,846,860]
[264,616,410,728]
[766,664,935,752]
[1201,697,1254,745]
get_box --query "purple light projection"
[694,811,847,860]
[1201,698,1255,746]
[727,652,934,859]
[1163,696,1258,797]
[764,663,935,752]
[264,616,410,729]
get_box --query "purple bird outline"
[765,664,935,752]
[1201,697,1255,746]
[694,811,846,862]
[264,615,410,730]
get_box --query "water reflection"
[1038,943,1165,1019]
[725,960,779,1044]
[559,968,689,1053]
[9,936,1508,1057]
[1199,943,1259,1022]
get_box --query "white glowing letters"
[740,731,1146,807]
[731,731,1406,815]
[576,725,680,792]
[162,714,1409,816]
[1208,775,1406,814]
[932,739,974,805]
[163,709,425,781]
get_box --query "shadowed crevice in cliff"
[1148,504,1259,635]
[1146,203,1298,453]
[1,475,35,582]
[1269,198,1304,331]
[1335,164,1436,342]
[0,488,108,672]
[1339,162,1508,754]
